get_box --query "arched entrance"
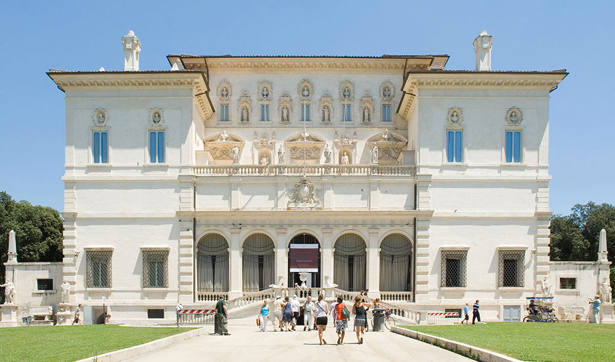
[242,233,275,292]
[334,233,366,291]
[196,234,229,292]
[288,233,321,288]
[379,234,413,292]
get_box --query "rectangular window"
[219,104,229,122]
[147,309,165,319]
[440,250,467,288]
[86,250,112,288]
[37,279,54,291]
[505,131,521,163]
[342,104,352,122]
[93,131,108,164]
[447,130,463,163]
[301,104,310,122]
[143,250,169,288]
[498,250,525,287]
[560,278,577,290]
[382,104,392,122]
[260,104,270,122]
[149,131,165,163]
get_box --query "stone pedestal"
[0,304,19,327]
[601,303,614,324]
[56,303,74,325]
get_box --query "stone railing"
[228,288,275,309]
[379,292,414,303]
[193,165,416,177]
[196,292,229,302]
[332,288,363,302]
[379,300,422,324]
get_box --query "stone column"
[366,228,380,295]
[228,229,242,299]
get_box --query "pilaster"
[414,217,431,302]
[366,228,380,293]
[178,218,194,304]
[321,228,334,284]
[415,174,431,210]
[534,213,551,293]
[275,227,288,287]
[228,228,242,299]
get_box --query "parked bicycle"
[523,297,558,322]
[371,309,396,330]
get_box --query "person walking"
[589,295,601,324]
[290,295,301,331]
[352,295,371,344]
[472,300,481,325]
[303,295,315,331]
[215,298,230,335]
[333,296,348,345]
[282,296,293,331]
[462,303,469,325]
[315,294,329,345]
[258,300,270,332]
[272,296,284,331]
[72,304,83,325]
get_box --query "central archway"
[288,233,321,288]
[334,233,366,291]
[380,233,413,292]
[242,233,275,292]
[196,234,229,292]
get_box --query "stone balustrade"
[196,292,229,302]
[379,292,414,302]
[193,165,416,177]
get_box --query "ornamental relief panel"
[287,175,322,210]
[366,129,408,165]
[149,108,164,128]
[380,81,395,101]
[284,131,326,164]
[297,79,314,101]
[203,130,245,165]
[93,108,108,127]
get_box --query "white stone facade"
[7,32,604,325]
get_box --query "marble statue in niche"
[241,106,249,123]
[322,105,330,123]
[282,106,289,123]
[278,146,285,164]
[363,107,370,122]
[341,152,349,165]
[323,144,331,164]
[371,145,379,164]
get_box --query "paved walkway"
[125,317,472,362]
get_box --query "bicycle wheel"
[523,316,531,322]
[384,316,396,330]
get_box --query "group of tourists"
[461,300,481,325]
[255,292,374,345]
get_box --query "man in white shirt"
[290,295,301,331]
[273,296,284,332]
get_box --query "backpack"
[342,305,350,319]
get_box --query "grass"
[403,323,615,362]
[0,325,196,362]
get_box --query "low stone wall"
[391,326,524,362]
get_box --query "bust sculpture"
[383,87,391,99]
[450,111,459,124]
[221,87,229,99]
[343,87,351,99]
[260,156,268,165]
[1,281,16,304]
[152,111,161,124]
[61,281,70,303]
[232,145,240,164]
[220,130,229,142]
[302,86,310,98]
[261,87,269,99]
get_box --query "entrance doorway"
[288,234,321,288]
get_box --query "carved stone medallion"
[287,175,321,209]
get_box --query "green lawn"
[0,325,196,362]
[403,323,615,362]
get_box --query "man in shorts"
[290,295,301,331]
[273,296,284,331]
[462,303,469,324]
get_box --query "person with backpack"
[332,296,349,345]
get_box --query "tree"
[0,191,64,285]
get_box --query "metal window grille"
[559,277,576,290]
[86,250,112,288]
[498,250,525,287]
[143,250,169,288]
[440,250,467,288]
[37,279,54,291]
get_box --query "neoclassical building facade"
[22,30,608,325]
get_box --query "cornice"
[48,71,215,121]
[187,57,435,74]
[398,71,567,120]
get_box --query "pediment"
[284,132,326,163]
[366,130,408,164]
[204,131,245,164]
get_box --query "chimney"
[122,30,141,71]
[473,30,493,71]
[7,230,17,264]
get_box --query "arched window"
[197,234,229,292]
[242,234,275,292]
[334,234,366,291]
[380,234,413,292]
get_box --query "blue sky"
[0,0,613,216]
